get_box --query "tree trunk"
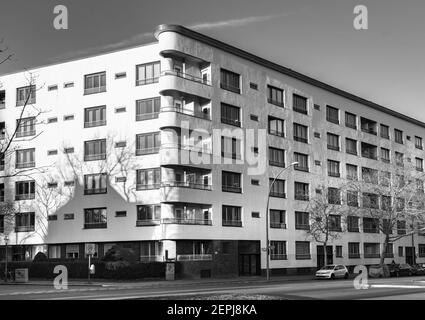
[380,234,390,266]
[323,242,327,267]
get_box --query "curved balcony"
[161,181,212,203]
[159,70,212,100]
[160,143,212,168]
[158,106,211,130]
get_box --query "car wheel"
[331,273,335,280]
[344,273,349,279]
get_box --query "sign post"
[85,243,96,284]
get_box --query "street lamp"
[265,161,298,281]
[4,234,9,282]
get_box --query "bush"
[102,245,138,264]
[33,252,48,262]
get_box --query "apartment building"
[1,24,425,277]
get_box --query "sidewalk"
[0,274,316,288]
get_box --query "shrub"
[33,252,48,262]
[102,245,138,264]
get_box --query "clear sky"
[1,0,424,121]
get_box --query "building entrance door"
[317,245,333,269]
[405,247,415,265]
[239,254,260,276]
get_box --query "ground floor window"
[66,244,79,259]
[49,245,61,259]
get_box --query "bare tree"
[305,184,350,268]
[350,162,425,265]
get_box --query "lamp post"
[4,234,9,282]
[265,162,298,281]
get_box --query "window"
[268,116,284,137]
[16,148,35,169]
[64,213,74,220]
[294,153,309,172]
[327,133,339,151]
[65,244,79,259]
[327,160,340,177]
[0,90,5,109]
[115,211,127,217]
[269,179,285,198]
[136,132,160,155]
[137,205,161,225]
[64,115,74,121]
[363,193,379,209]
[222,171,242,193]
[84,105,106,128]
[84,71,106,95]
[295,241,311,260]
[417,179,424,193]
[326,105,339,124]
[48,245,61,259]
[222,205,242,227]
[383,218,392,234]
[394,129,403,144]
[136,61,160,85]
[220,69,240,94]
[115,72,126,79]
[84,173,107,195]
[363,217,379,233]
[314,104,320,110]
[364,243,380,258]
[416,158,424,172]
[221,103,241,127]
[250,114,259,121]
[115,107,126,113]
[295,211,309,230]
[16,85,36,106]
[270,241,287,260]
[347,191,359,207]
[346,164,358,180]
[0,183,4,202]
[15,180,35,200]
[293,94,307,114]
[63,82,74,88]
[395,152,404,166]
[136,168,161,190]
[381,148,390,163]
[115,141,126,148]
[47,117,58,124]
[47,150,58,156]
[345,112,357,129]
[249,82,258,90]
[362,167,378,184]
[328,188,341,205]
[48,84,58,91]
[415,136,423,150]
[269,147,285,167]
[336,246,343,258]
[115,177,126,183]
[84,207,107,229]
[419,244,425,258]
[84,139,106,161]
[251,179,259,186]
[360,117,377,135]
[16,117,36,137]
[347,216,360,232]
[270,210,286,228]
[398,246,404,257]
[348,243,360,258]
[380,124,389,139]
[361,142,377,160]
[136,97,160,121]
[251,212,260,218]
[294,182,309,201]
[64,147,74,154]
[267,85,284,107]
[346,138,357,155]
[314,132,321,138]
[15,212,35,232]
[0,153,4,171]
[332,217,349,235]
[221,136,241,160]
[293,123,308,143]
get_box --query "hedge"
[0,260,171,280]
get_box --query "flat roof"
[155,24,425,129]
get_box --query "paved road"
[1,276,425,300]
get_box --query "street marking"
[370,284,425,289]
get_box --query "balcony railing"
[222,185,242,193]
[270,222,286,229]
[15,162,35,169]
[327,145,340,151]
[84,120,106,128]
[267,98,284,108]
[270,254,288,260]
[15,225,35,232]
[136,183,160,190]
[296,254,311,260]
[162,70,211,86]
[348,226,360,232]
[160,106,211,120]
[295,166,309,172]
[293,106,307,114]
[269,129,284,137]
[136,147,160,155]
[220,83,240,94]
[364,253,381,259]
[84,86,106,95]
[363,227,379,233]
[162,218,212,226]
[348,253,361,259]
[140,255,163,262]
[327,116,339,124]
[136,112,159,121]
[328,172,340,178]
[221,117,241,127]
[270,191,286,198]
[16,130,36,138]
[84,222,107,229]
[136,77,159,86]
[84,154,106,161]
[162,181,212,191]
[345,122,357,129]
[221,152,242,160]
[269,160,285,168]
[15,193,35,201]
[295,224,310,230]
[136,219,160,226]
[161,143,212,154]
[294,136,308,143]
[16,97,36,106]
[222,220,242,227]
[362,151,378,160]
[84,188,107,195]
[295,194,309,201]
[361,127,377,135]
[177,254,213,261]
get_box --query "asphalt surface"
[1,276,425,300]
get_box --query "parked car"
[316,265,349,279]
[369,264,390,278]
[388,263,400,277]
[411,263,425,276]
[388,263,414,277]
